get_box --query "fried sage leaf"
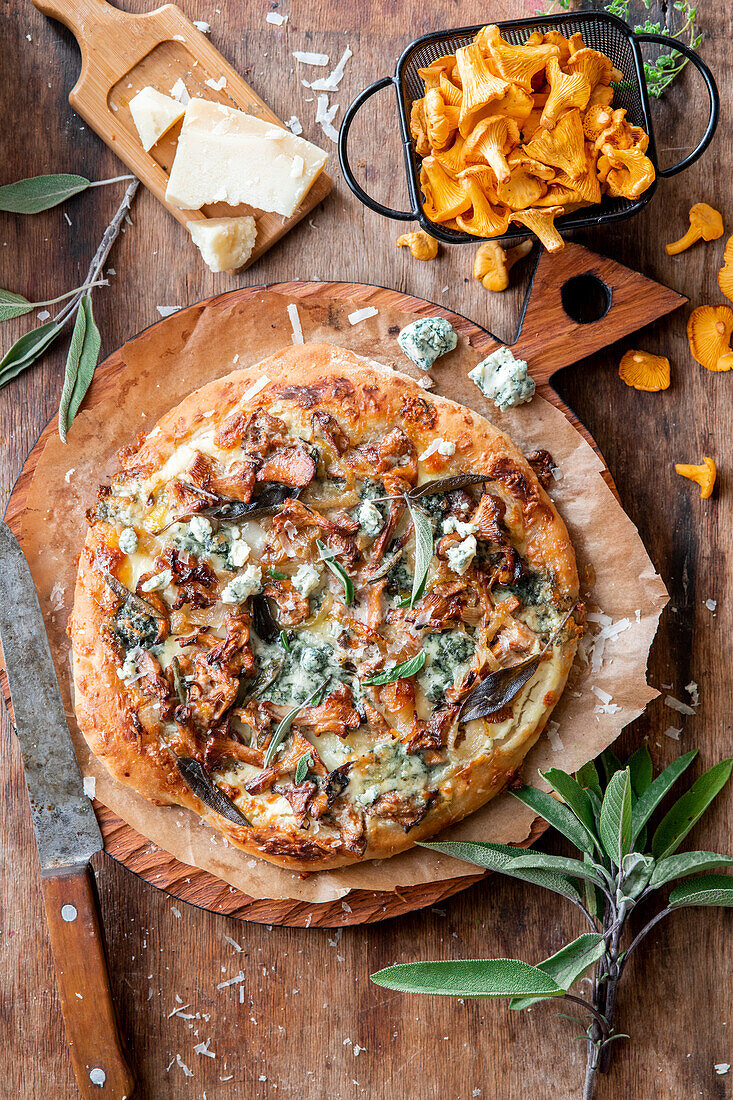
[460,655,541,722]
[294,752,313,784]
[170,656,187,705]
[103,571,163,621]
[363,651,426,685]
[406,473,488,500]
[198,482,301,521]
[175,757,251,826]
[317,538,354,604]
[251,593,280,643]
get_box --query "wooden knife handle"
[40,865,135,1099]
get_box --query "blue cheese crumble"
[468,346,535,411]
[118,527,138,555]
[397,317,458,371]
[355,500,384,538]
[221,563,262,603]
[292,563,321,596]
[446,535,477,575]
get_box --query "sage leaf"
[170,656,187,705]
[505,850,609,890]
[618,852,655,903]
[58,299,87,442]
[405,498,433,609]
[420,840,585,905]
[510,933,606,1010]
[264,677,329,766]
[0,289,33,322]
[459,655,540,722]
[630,749,697,844]
[511,785,597,856]
[65,295,101,430]
[542,768,599,844]
[363,651,426,685]
[406,473,488,500]
[0,173,90,213]
[599,768,632,865]
[668,873,733,909]
[649,850,733,891]
[583,852,605,922]
[371,958,565,999]
[0,320,61,389]
[316,539,354,604]
[175,756,251,826]
[598,748,623,785]
[651,757,733,860]
[628,745,654,798]
[576,759,603,801]
[294,752,313,785]
[197,483,301,521]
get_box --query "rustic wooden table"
[2,1,731,1096]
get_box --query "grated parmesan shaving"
[685,681,700,707]
[266,10,288,24]
[243,375,270,400]
[175,1055,193,1077]
[157,305,182,318]
[217,971,245,988]
[663,726,682,740]
[546,720,564,752]
[304,45,352,91]
[315,93,339,142]
[83,775,96,799]
[194,1038,215,1058]
[293,50,329,65]
[287,303,303,344]
[205,75,227,91]
[419,439,441,461]
[705,598,717,612]
[37,309,50,321]
[193,20,210,32]
[665,694,696,716]
[224,934,242,952]
[285,115,303,135]
[170,78,190,104]
[348,306,378,325]
[594,703,621,715]
[591,686,613,706]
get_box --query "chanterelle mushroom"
[666,203,724,256]
[675,457,717,499]
[396,230,439,261]
[618,349,670,391]
[717,235,733,303]
[473,239,533,291]
[686,304,733,372]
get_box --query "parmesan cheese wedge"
[165,99,328,216]
[188,216,257,272]
[129,86,186,152]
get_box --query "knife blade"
[0,521,102,868]
[0,520,134,1098]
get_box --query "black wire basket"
[338,11,718,245]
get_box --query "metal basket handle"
[338,76,419,221]
[633,32,719,178]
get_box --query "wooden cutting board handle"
[31,0,140,40]
[40,865,135,1099]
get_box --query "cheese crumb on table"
[129,86,185,151]
[188,216,257,272]
[397,317,458,370]
[266,11,288,24]
[169,78,190,105]
[166,99,328,217]
[347,306,378,325]
[468,347,535,411]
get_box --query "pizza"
[70,341,580,871]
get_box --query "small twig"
[617,907,675,977]
[87,174,136,188]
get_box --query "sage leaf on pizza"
[70,343,580,871]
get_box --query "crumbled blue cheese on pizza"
[446,535,477,575]
[228,535,251,568]
[397,317,458,371]
[118,527,138,555]
[292,563,321,596]
[354,500,384,538]
[468,347,535,411]
[189,515,213,542]
[141,569,173,592]
[418,631,475,703]
[221,563,262,603]
[442,516,478,538]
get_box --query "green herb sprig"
[372,748,733,1098]
[0,173,139,437]
[264,678,329,767]
[538,0,702,99]
[363,651,426,685]
[316,539,354,604]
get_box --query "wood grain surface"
[1,1,731,1097]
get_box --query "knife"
[0,521,135,1098]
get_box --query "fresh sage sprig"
[316,539,354,604]
[363,651,426,685]
[0,174,139,437]
[264,678,329,767]
[405,498,433,609]
[372,747,733,1099]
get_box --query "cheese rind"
[166,99,328,216]
[129,86,186,152]
[188,216,258,272]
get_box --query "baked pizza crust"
[70,342,580,871]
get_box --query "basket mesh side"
[399,15,651,242]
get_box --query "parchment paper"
[18,289,668,903]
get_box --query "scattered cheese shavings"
[685,681,700,707]
[37,309,50,321]
[591,686,613,706]
[194,1038,215,1058]
[315,93,339,142]
[304,45,352,91]
[171,906,181,918]
[594,703,622,715]
[293,50,329,65]
[217,971,245,988]
[419,439,441,461]
[348,306,378,325]
[83,776,96,799]
[287,302,303,345]
[705,598,718,612]
[170,78,190,104]
[176,1055,193,1077]
[663,726,683,741]
[157,305,182,317]
[715,1064,730,1075]
[285,115,303,135]
[224,934,242,952]
[243,375,270,400]
[193,20,210,32]
[64,467,75,482]
[417,375,435,389]
[342,900,352,912]
[546,720,564,752]
[64,212,72,227]
[665,695,696,716]
[266,11,288,24]
[205,75,227,91]
[586,611,613,626]
[354,1045,365,1056]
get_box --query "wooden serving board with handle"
[3,243,684,927]
[31,0,332,269]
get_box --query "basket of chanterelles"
[339,11,718,252]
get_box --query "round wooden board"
[3,269,677,925]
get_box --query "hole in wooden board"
[560,273,613,325]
